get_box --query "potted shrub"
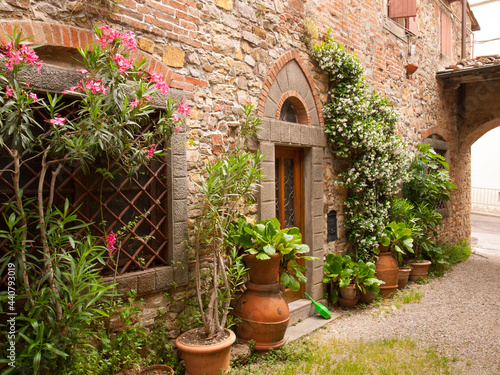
[175,107,265,375]
[322,254,383,307]
[232,217,318,350]
[403,144,456,280]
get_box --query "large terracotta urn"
[375,245,399,297]
[234,253,290,351]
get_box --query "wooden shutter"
[441,11,452,56]
[408,16,417,34]
[388,0,417,19]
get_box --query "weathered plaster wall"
[0,0,474,334]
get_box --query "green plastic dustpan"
[305,292,331,319]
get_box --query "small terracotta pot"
[409,260,431,281]
[339,284,358,299]
[398,268,412,289]
[337,296,359,308]
[359,289,378,304]
[243,253,282,284]
[176,328,235,375]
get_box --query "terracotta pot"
[243,253,282,284]
[140,365,174,375]
[375,249,399,297]
[359,288,378,304]
[337,296,359,308]
[176,328,235,375]
[409,260,431,281]
[398,268,412,289]
[339,284,358,299]
[234,281,290,351]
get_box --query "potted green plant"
[232,217,318,350]
[403,143,456,280]
[175,106,265,375]
[322,253,383,307]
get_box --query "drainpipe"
[462,0,467,59]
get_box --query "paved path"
[471,213,500,255]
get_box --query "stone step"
[288,298,330,326]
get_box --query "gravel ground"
[315,250,500,375]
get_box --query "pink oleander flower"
[5,85,14,98]
[48,117,66,126]
[146,144,157,158]
[84,79,106,95]
[120,31,137,50]
[177,100,191,116]
[173,115,180,122]
[174,126,181,134]
[150,72,169,93]
[106,233,118,255]
[114,53,134,73]
[130,99,140,110]
[100,25,110,31]
[67,303,72,309]
[5,41,13,50]
[29,93,38,101]
[21,44,39,65]
[77,69,88,74]
[36,60,43,73]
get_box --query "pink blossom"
[174,126,181,134]
[106,233,118,255]
[21,44,39,65]
[29,93,38,101]
[77,69,88,74]
[114,53,134,73]
[146,144,157,158]
[84,79,106,94]
[130,99,140,110]
[5,86,14,98]
[173,115,180,122]
[150,71,163,84]
[120,31,137,50]
[9,50,23,65]
[5,41,13,51]
[99,25,110,31]
[48,117,66,126]
[67,303,72,309]
[177,100,191,116]
[36,60,43,73]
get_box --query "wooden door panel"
[275,147,304,303]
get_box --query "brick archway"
[258,50,323,127]
[276,91,310,125]
[0,20,174,84]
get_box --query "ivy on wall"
[310,31,408,260]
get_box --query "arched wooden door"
[275,147,304,303]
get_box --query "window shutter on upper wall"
[408,16,417,34]
[441,11,452,56]
[388,0,417,19]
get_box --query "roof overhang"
[436,63,500,89]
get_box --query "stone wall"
[0,0,475,334]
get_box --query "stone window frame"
[24,62,189,296]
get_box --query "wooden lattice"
[0,103,169,279]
